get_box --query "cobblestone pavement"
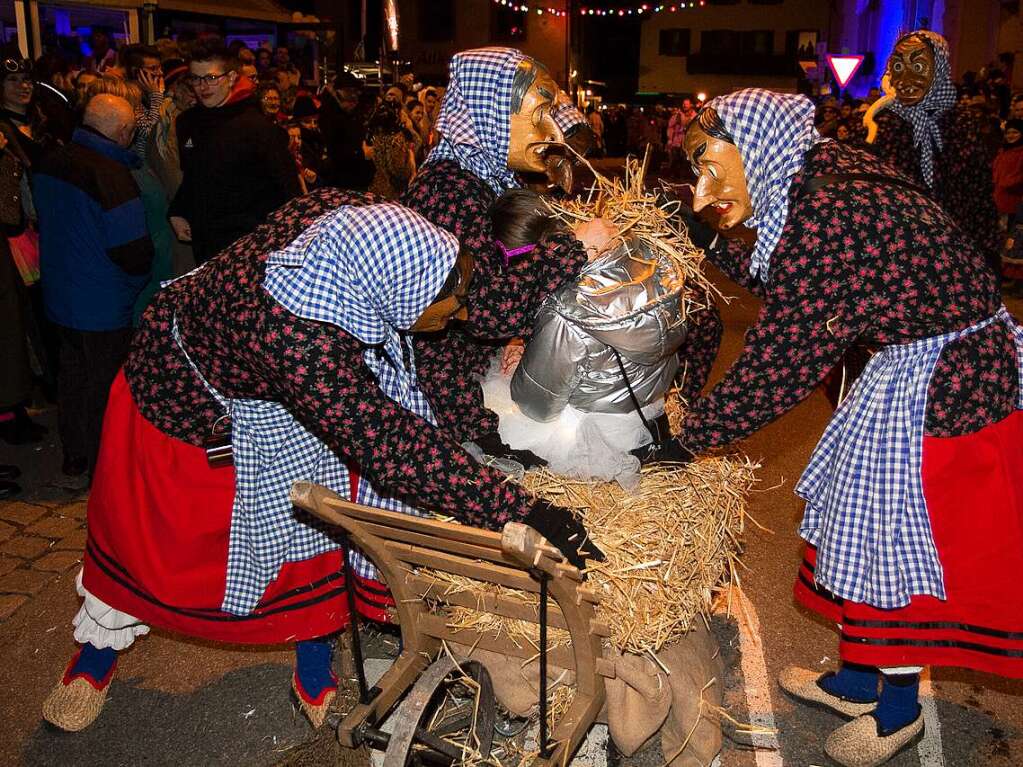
[0,493,87,622]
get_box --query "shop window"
[659,28,691,57]
[741,30,773,56]
[700,29,740,56]
[38,4,132,67]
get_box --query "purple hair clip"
[497,241,537,266]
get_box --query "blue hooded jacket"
[34,127,154,331]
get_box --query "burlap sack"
[605,653,672,755]
[659,624,724,767]
[448,642,575,718]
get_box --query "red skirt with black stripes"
[82,371,394,644]
[794,410,1023,678]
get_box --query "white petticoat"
[72,569,150,650]
[480,365,660,491]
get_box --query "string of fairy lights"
[491,0,706,17]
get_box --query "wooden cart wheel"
[382,656,496,767]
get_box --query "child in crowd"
[481,189,689,489]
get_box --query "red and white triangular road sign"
[826,54,864,89]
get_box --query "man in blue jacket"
[34,94,153,478]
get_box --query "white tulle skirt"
[480,365,660,491]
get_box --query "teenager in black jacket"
[169,41,300,264]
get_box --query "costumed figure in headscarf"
[41,189,604,733]
[401,48,723,465]
[857,30,1000,274]
[668,88,1023,767]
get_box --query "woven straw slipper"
[41,676,110,732]
[778,666,877,719]
[824,710,924,767]
[291,672,336,729]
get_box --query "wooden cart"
[290,480,616,767]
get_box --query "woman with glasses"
[167,39,299,264]
[256,82,286,125]
[0,51,52,447]
[0,55,39,163]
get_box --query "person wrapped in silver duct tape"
[480,189,689,489]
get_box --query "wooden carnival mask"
[410,247,475,333]
[683,119,753,231]
[888,34,935,107]
[507,62,565,175]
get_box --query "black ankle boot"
[0,407,48,445]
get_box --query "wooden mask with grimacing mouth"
[888,34,935,107]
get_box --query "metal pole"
[538,573,552,758]
[340,531,370,704]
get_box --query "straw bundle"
[424,452,758,656]
[544,147,723,324]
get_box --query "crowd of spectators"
[0,32,445,498]
[1,30,1022,501]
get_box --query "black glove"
[673,204,719,253]
[658,189,719,253]
[630,414,695,466]
[473,431,548,470]
[522,499,606,570]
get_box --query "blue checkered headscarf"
[708,88,820,282]
[551,99,587,137]
[427,47,525,194]
[264,202,459,414]
[879,30,956,189]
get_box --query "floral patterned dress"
[82,188,547,643]
[678,139,1016,453]
[856,107,1001,270]
[677,140,1023,677]
[125,187,536,531]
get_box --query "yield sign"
[826,54,864,89]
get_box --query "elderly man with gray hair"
[33,93,154,480]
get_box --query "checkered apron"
[172,204,459,615]
[797,307,1023,609]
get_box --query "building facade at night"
[0,0,1016,101]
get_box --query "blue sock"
[819,662,879,703]
[874,673,920,733]
[68,643,117,685]
[294,638,337,701]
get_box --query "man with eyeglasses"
[168,39,299,264]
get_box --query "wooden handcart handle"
[501,522,564,570]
